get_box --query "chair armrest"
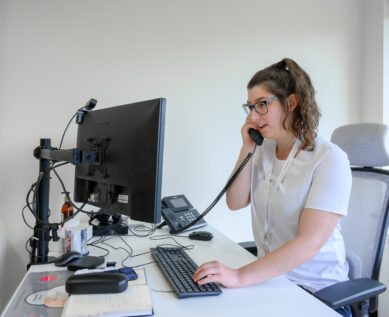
[313,278,386,309]
[238,241,257,256]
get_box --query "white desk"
[3,222,340,316]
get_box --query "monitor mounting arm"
[29,138,102,267]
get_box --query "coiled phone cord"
[170,144,257,234]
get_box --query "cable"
[25,236,49,260]
[149,234,194,250]
[84,226,194,270]
[100,241,132,267]
[59,112,77,149]
[131,261,156,269]
[22,204,34,229]
[50,165,96,216]
[86,233,136,267]
[26,102,98,264]
[25,102,95,230]
[169,144,257,234]
[26,163,69,228]
[26,161,95,228]
[25,237,33,255]
[127,223,157,238]
[87,239,111,257]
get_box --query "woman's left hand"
[192,261,242,288]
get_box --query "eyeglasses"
[242,97,279,116]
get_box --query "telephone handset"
[249,128,264,146]
[160,195,207,233]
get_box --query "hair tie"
[277,60,289,72]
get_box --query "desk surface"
[3,221,339,317]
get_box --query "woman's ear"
[288,94,298,111]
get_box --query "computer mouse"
[55,251,83,267]
[104,267,138,281]
[188,231,213,241]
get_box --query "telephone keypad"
[179,211,203,225]
[161,195,207,232]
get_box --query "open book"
[61,269,152,317]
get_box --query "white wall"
[362,0,384,123]
[0,223,7,311]
[0,0,376,310]
[384,0,389,128]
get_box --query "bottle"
[61,193,74,227]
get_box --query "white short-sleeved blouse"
[250,136,352,292]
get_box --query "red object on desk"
[40,275,58,282]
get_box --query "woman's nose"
[251,110,263,120]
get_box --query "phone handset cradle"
[158,195,207,233]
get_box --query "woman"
[192,58,352,316]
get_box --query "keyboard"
[150,247,222,298]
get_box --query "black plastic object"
[74,98,166,224]
[66,272,128,294]
[249,128,264,146]
[188,231,213,241]
[238,241,258,257]
[151,247,222,298]
[160,195,207,233]
[314,278,386,309]
[104,267,138,281]
[55,251,83,267]
[67,256,105,271]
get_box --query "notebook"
[61,269,152,317]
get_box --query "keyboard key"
[151,247,222,299]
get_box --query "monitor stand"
[92,222,129,236]
[90,211,129,236]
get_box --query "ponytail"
[247,58,321,150]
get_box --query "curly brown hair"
[247,58,321,151]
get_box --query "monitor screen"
[74,98,165,223]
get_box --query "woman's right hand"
[226,116,258,210]
[241,116,260,149]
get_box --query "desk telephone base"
[160,195,206,233]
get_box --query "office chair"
[239,123,389,317]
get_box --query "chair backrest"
[331,123,389,281]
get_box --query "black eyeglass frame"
[242,96,279,116]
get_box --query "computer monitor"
[73,98,166,224]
